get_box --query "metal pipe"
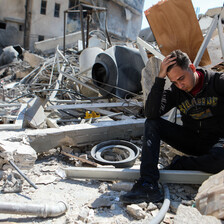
[193,15,218,67]
[86,11,90,48]
[9,160,38,189]
[63,10,66,55]
[218,10,224,60]
[62,167,211,184]
[0,201,68,218]
[23,0,28,48]
[79,4,85,50]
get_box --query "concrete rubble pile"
[0,4,223,224]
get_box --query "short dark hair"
[167,50,191,73]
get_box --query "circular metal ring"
[95,144,135,164]
[91,140,140,168]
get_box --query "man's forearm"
[144,77,166,118]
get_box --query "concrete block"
[0,140,37,170]
[27,119,145,153]
[24,97,47,129]
[23,51,45,68]
[34,31,82,54]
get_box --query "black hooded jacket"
[144,68,224,138]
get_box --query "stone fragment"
[110,181,134,192]
[147,202,158,211]
[90,197,113,209]
[23,51,44,68]
[2,171,23,193]
[77,208,90,222]
[174,204,222,224]
[137,202,148,209]
[0,140,37,170]
[195,170,224,220]
[126,204,146,220]
[98,182,108,193]
[24,97,47,129]
[35,175,57,185]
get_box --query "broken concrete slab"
[45,118,59,128]
[0,140,37,170]
[24,97,47,129]
[174,204,222,224]
[26,118,145,153]
[23,51,45,68]
[34,31,82,54]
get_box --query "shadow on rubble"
[58,178,102,190]
[90,191,133,221]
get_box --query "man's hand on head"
[158,55,176,79]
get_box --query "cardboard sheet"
[145,0,211,66]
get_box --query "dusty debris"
[35,174,58,185]
[90,197,113,209]
[1,171,23,193]
[0,2,223,224]
[0,45,23,66]
[0,140,37,170]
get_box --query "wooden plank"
[145,0,211,66]
[61,151,98,167]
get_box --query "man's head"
[166,50,197,92]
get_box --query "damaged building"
[0,0,144,52]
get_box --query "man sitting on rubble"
[120,49,224,204]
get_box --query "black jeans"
[140,118,224,183]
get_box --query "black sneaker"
[120,178,163,204]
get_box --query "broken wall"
[105,0,144,41]
[100,0,144,41]
[67,0,145,41]
[0,0,145,52]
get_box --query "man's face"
[167,65,195,92]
